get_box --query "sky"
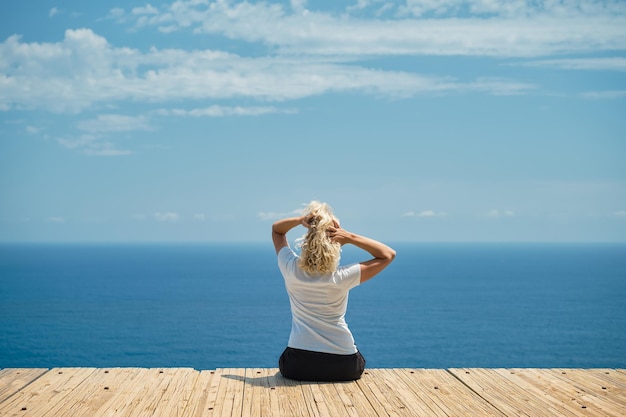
[0,0,625,243]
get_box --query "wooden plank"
[184,370,219,417]
[46,367,112,417]
[566,369,626,391]
[458,368,607,417]
[94,367,181,417]
[378,369,441,417]
[272,369,312,417]
[356,370,395,417]
[89,367,151,417]
[150,367,199,417]
[2,367,624,417]
[547,369,626,407]
[333,377,381,417]
[211,368,246,417]
[241,368,273,417]
[126,368,181,416]
[61,367,142,417]
[392,369,465,417]
[396,368,505,417]
[0,367,98,417]
[299,381,326,417]
[503,368,620,417]
[0,369,49,404]
[450,368,558,417]
[198,369,224,417]
[355,369,420,417]
[499,369,601,417]
[265,369,284,417]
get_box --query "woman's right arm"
[328,226,396,283]
[271,215,308,255]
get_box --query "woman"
[272,201,396,382]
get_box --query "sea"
[1,242,624,370]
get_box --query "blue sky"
[1,0,625,242]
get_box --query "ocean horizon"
[1,242,625,370]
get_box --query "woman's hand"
[326,224,353,245]
[301,215,313,229]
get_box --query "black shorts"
[278,347,366,382]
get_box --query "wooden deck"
[1,368,624,416]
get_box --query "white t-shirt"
[277,246,361,355]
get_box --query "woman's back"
[278,246,361,355]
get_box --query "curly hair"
[297,201,341,274]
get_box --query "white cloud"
[512,57,626,71]
[56,133,132,156]
[82,144,133,156]
[290,0,308,13]
[77,114,153,133]
[0,29,535,113]
[402,0,626,18]
[257,209,304,221]
[56,134,98,150]
[117,0,626,57]
[193,213,206,221]
[132,4,159,15]
[49,7,59,18]
[154,212,179,222]
[403,210,447,217]
[487,209,515,218]
[25,125,41,134]
[108,8,126,20]
[155,105,298,117]
[581,90,626,100]
[614,211,626,217]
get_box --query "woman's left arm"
[272,216,307,254]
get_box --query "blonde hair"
[297,201,341,274]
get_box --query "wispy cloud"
[77,114,153,133]
[118,0,626,57]
[155,105,298,117]
[81,143,133,156]
[400,0,626,19]
[486,209,515,218]
[56,133,132,156]
[581,90,626,100]
[49,7,59,18]
[614,210,626,217]
[258,209,304,221]
[403,210,448,217]
[511,57,626,71]
[0,28,534,113]
[154,212,179,222]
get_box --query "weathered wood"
[1,368,624,417]
[397,368,505,417]
[0,368,48,404]
[0,367,98,417]
[90,367,150,417]
[183,369,218,417]
[449,368,604,417]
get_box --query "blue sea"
[1,243,624,370]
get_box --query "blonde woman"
[272,201,396,382]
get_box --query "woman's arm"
[328,225,396,283]
[271,216,307,254]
